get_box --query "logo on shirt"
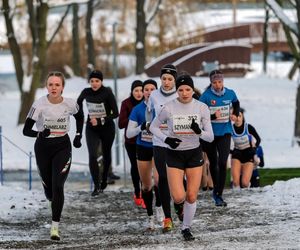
[223,100,231,104]
[211,100,216,105]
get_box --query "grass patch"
[226,168,300,187]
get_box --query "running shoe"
[162,218,173,233]
[133,194,143,206]
[141,199,146,209]
[174,202,184,222]
[100,181,107,192]
[181,228,195,241]
[50,226,60,241]
[147,215,155,231]
[108,173,120,180]
[91,187,101,197]
[155,206,164,223]
[212,192,227,207]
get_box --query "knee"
[241,181,250,188]
[186,192,197,203]
[173,195,185,204]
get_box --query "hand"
[90,117,98,126]
[190,118,202,134]
[141,122,147,131]
[73,134,82,148]
[39,128,51,138]
[164,137,182,149]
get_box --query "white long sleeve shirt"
[147,88,178,147]
[149,98,214,151]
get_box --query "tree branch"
[47,5,71,48]
[145,0,162,25]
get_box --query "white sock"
[51,221,59,229]
[182,201,196,230]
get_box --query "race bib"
[86,102,106,118]
[44,116,68,137]
[141,130,153,143]
[210,105,230,123]
[172,114,200,135]
[233,134,251,150]
[159,122,168,131]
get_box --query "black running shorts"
[136,144,153,161]
[166,147,204,170]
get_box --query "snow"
[1,5,300,248]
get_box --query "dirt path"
[1,187,300,249]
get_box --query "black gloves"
[141,122,147,131]
[141,122,150,132]
[190,118,202,135]
[164,137,182,149]
[73,134,82,148]
[39,128,51,138]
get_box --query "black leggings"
[34,135,71,222]
[125,142,141,197]
[86,123,115,188]
[203,133,231,196]
[153,146,171,218]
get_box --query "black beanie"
[88,70,103,81]
[176,74,194,90]
[131,80,143,92]
[143,79,158,90]
[160,64,177,80]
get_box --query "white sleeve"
[27,100,40,121]
[149,106,169,142]
[199,105,214,142]
[126,120,142,139]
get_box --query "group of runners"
[23,64,262,241]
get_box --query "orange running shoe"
[133,194,143,206]
[162,218,173,233]
[141,198,146,209]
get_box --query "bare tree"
[135,0,162,74]
[86,0,95,75]
[2,1,71,124]
[266,0,300,144]
[72,2,81,75]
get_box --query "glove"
[73,134,82,148]
[141,122,147,131]
[164,137,182,149]
[39,128,51,138]
[190,118,202,135]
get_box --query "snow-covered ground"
[1,5,300,248]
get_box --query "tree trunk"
[263,5,269,73]
[294,71,300,145]
[86,0,95,75]
[18,2,49,124]
[72,3,81,76]
[135,0,147,74]
[2,0,24,93]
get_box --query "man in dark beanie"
[160,64,177,80]
[176,74,194,90]
[88,69,103,82]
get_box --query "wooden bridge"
[144,22,290,77]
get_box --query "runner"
[127,79,163,229]
[231,108,261,189]
[147,64,178,232]
[150,74,213,240]
[118,80,144,207]
[76,70,119,196]
[199,69,240,206]
[23,71,83,241]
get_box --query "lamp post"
[112,22,120,165]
